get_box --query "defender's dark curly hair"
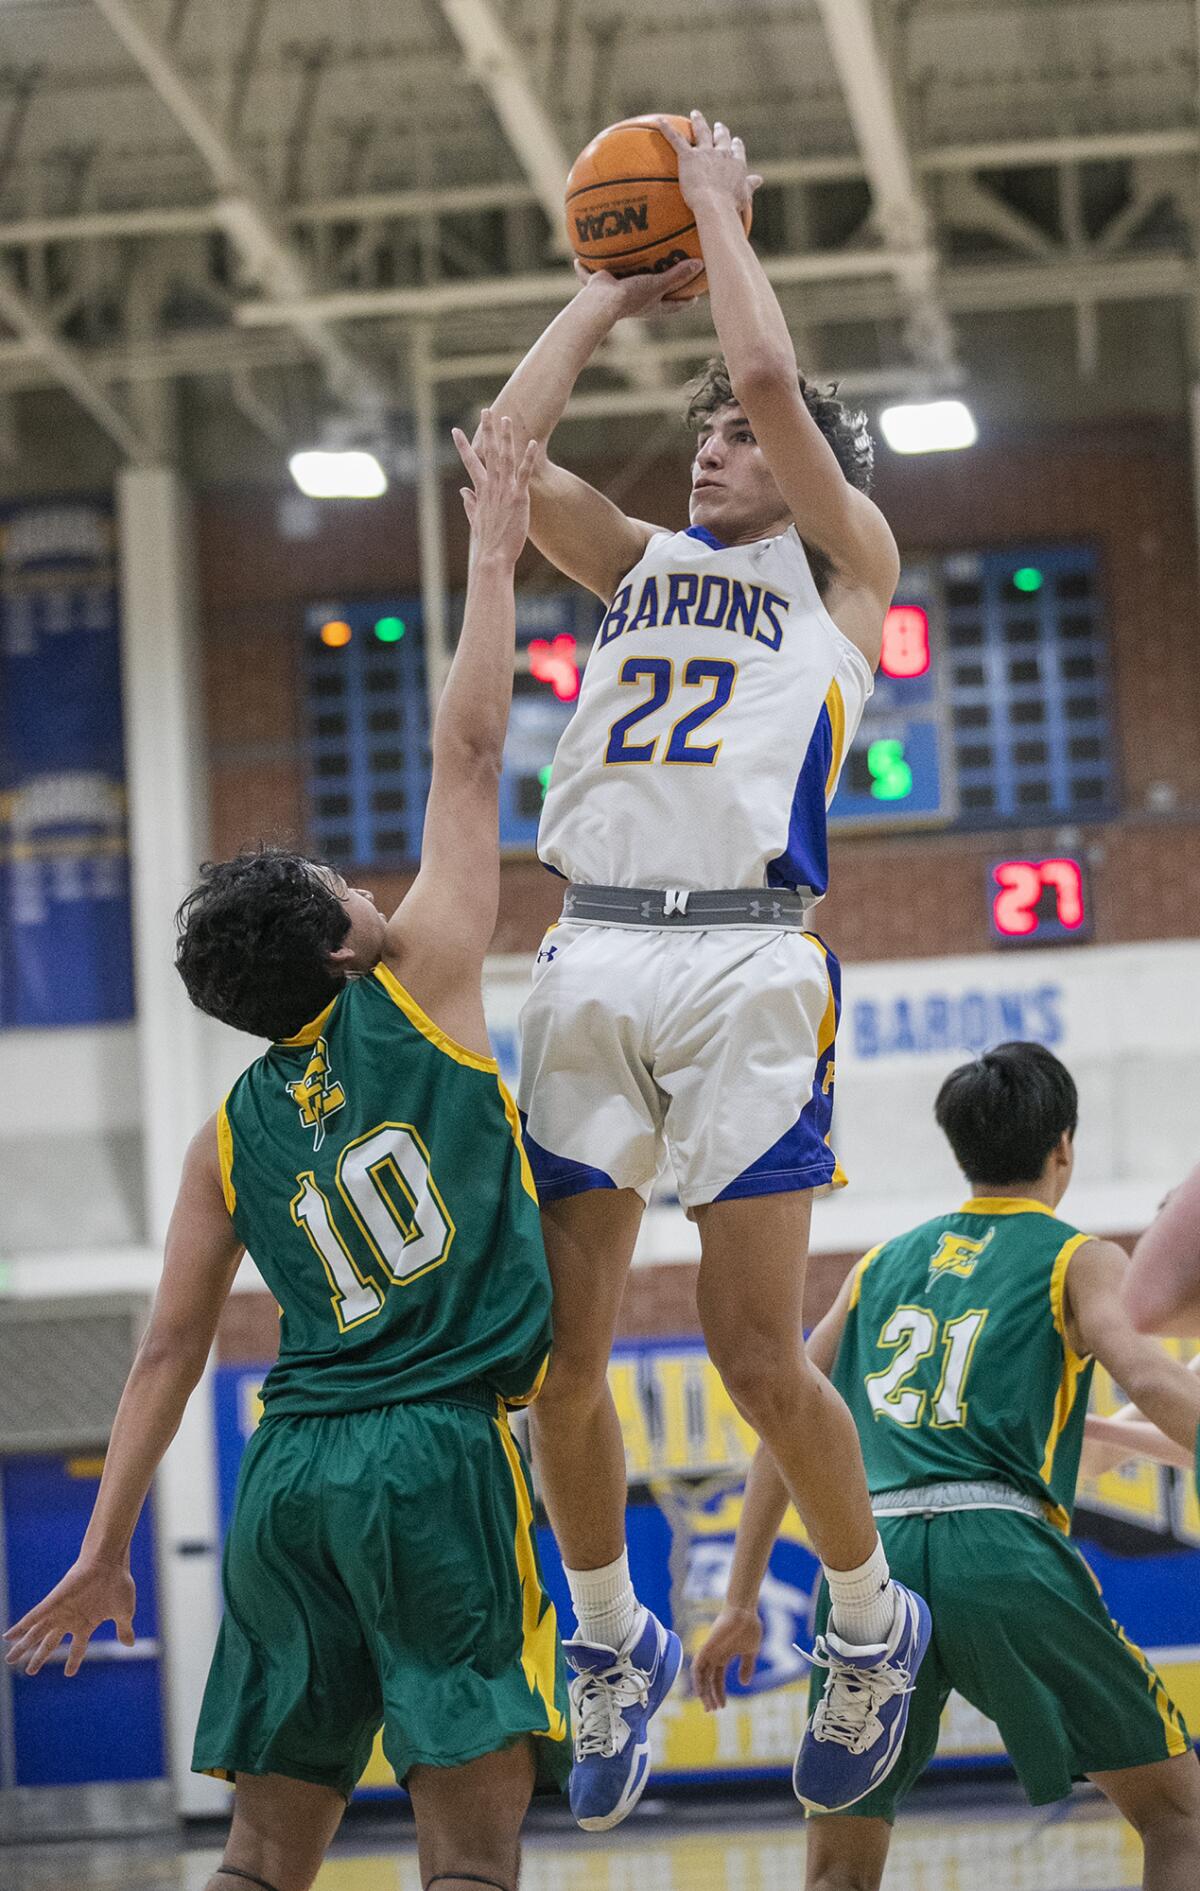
[175,847,351,1041]
[684,356,875,592]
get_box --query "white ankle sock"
[564,1549,640,1650]
[823,1536,899,1647]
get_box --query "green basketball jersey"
[217,965,553,1417]
[832,1197,1094,1532]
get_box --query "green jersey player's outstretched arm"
[4,1120,243,1678]
[480,258,700,604]
[381,411,537,1061]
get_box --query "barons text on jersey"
[537,523,874,896]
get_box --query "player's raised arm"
[1124,1161,1200,1335]
[483,260,699,602]
[1065,1238,1200,1462]
[659,112,899,657]
[3,1121,243,1678]
[383,412,535,1042]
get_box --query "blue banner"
[0,500,134,1026]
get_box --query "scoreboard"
[498,568,956,852]
[828,567,954,829]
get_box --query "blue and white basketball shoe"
[563,1607,683,1831]
[792,1581,931,1814]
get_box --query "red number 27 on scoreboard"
[990,857,1087,940]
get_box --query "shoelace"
[569,1658,651,1759]
[798,1637,915,1756]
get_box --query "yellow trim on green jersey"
[1040,1231,1093,1512]
[960,1196,1056,1218]
[493,1413,567,1743]
[278,996,339,1050]
[373,964,500,1073]
[849,1244,884,1312]
[504,1349,551,1410]
[216,1099,237,1215]
[497,1076,539,1204]
[1112,1617,1191,1758]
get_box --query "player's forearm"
[1085,1412,1194,1473]
[692,192,795,391]
[486,282,619,449]
[1109,1354,1200,1462]
[725,1442,792,1611]
[80,1340,206,1563]
[432,549,518,771]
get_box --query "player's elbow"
[435,729,505,788]
[728,350,798,407]
[134,1322,210,1388]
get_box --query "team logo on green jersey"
[286,1036,346,1151]
[927,1226,994,1286]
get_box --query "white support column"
[412,325,452,720]
[117,464,211,1242]
[155,1363,227,1814]
[117,463,226,1815]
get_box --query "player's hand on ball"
[656,110,762,217]
[577,255,704,316]
[4,1555,136,1678]
[453,409,538,566]
[690,1603,763,1712]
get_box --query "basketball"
[565,114,752,301]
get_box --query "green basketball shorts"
[192,1390,570,1800]
[808,1505,1191,1821]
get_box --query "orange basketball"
[565,114,752,301]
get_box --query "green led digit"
[868,738,913,802]
[537,763,553,798]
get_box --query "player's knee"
[531,1343,610,1418]
[420,1838,518,1890]
[704,1329,809,1431]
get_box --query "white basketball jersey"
[537,524,874,896]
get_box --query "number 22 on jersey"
[866,1306,989,1428]
[291,1122,455,1332]
[605,656,737,765]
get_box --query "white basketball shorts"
[516,919,846,1211]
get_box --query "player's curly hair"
[175,847,351,1041]
[683,357,874,591]
[683,356,875,493]
[935,1041,1078,1191]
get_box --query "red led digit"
[992,860,1042,936]
[881,606,930,679]
[529,633,580,702]
[1039,858,1084,928]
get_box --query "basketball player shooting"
[483,110,930,1829]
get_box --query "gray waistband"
[871,1481,1046,1520]
[560,884,815,929]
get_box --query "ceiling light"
[288,449,387,499]
[879,400,978,455]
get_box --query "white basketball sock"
[823,1535,899,1648]
[564,1549,640,1650]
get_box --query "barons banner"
[0,500,134,1026]
[212,1338,1200,1790]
